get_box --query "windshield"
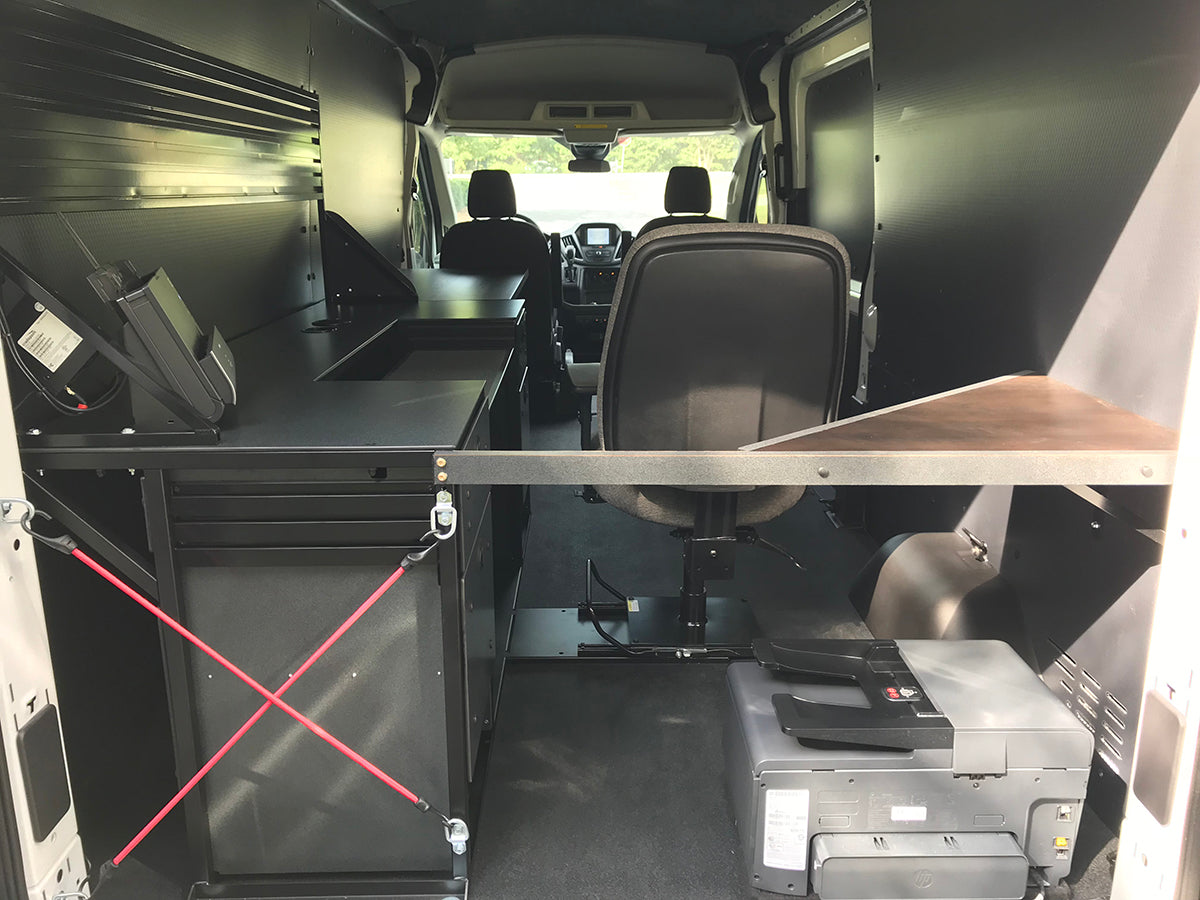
[440,132,742,235]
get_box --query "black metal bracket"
[318,208,418,325]
[0,245,219,443]
[23,473,157,595]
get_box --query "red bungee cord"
[13,506,460,867]
[70,548,448,826]
[111,559,410,865]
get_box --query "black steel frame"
[139,451,477,897]
[23,473,158,595]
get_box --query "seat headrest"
[468,169,518,218]
[664,166,713,214]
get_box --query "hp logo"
[913,869,935,889]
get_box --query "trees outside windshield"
[441,133,742,234]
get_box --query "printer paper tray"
[811,831,1027,900]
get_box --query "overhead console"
[436,37,742,128]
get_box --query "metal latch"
[961,528,989,564]
[443,817,470,855]
[852,262,878,406]
[401,492,459,569]
[430,490,457,539]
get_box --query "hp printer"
[725,639,1093,899]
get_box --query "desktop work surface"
[19,275,528,467]
[439,375,1179,487]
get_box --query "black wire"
[581,560,742,659]
[589,559,631,604]
[582,560,651,656]
[581,598,648,657]
[748,534,807,572]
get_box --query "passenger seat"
[636,166,726,238]
[440,169,560,413]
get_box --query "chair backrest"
[440,170,555,374]
[598,224,849,452]
[637,166,726,238]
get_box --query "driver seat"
[441,169,559,412]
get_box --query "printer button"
[883,691,926,705]
[883,685,923,701]
[818,816,851,827]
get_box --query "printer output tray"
[811,832,1027,900]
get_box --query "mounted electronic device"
[87,262,236,427]
[0,245,235,443]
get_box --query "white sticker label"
[891,805,928,822]
[17,309,82,373]
[626,598,639,613]
[763,789,810,870]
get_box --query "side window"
[410,169,432,267]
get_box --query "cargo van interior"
[0,1,1198,900]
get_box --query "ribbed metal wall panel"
[0,0,321,213]
[58,0,313,89]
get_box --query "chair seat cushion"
[566,361,600,393]
[597,483,806,528]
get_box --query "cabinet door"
[460,495,495,777]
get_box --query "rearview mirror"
[568,159,611,173]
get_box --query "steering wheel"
[512,213,543,232]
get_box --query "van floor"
[93,419,1118,900]
[467,418,880,899]
[469,419,1119,900]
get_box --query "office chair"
[441,169,560,414]
[592,223,849,648]
[636,166,726,238]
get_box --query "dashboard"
[558,222,629,360]
[566,222,624,264]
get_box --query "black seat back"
[441,170,555,381]
[599,224,848,452]
[636,166,726,238]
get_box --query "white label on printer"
[891,805,928,822]
[17,309,82,373]
[762,789,810,870]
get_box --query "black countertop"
[22,271,527,467]
[409,269,526,303]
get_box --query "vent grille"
[1044,639,1130,776]
[548,105,588,118]
[592,104,634,118]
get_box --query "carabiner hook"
[17,507,78,555]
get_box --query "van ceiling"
[368,0,829,49]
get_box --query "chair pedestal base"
[507,596,759,660]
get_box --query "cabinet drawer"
[173,519,432,548]
[171,492,434,522]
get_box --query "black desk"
[406,268,526,303]
[19,272,527,897]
